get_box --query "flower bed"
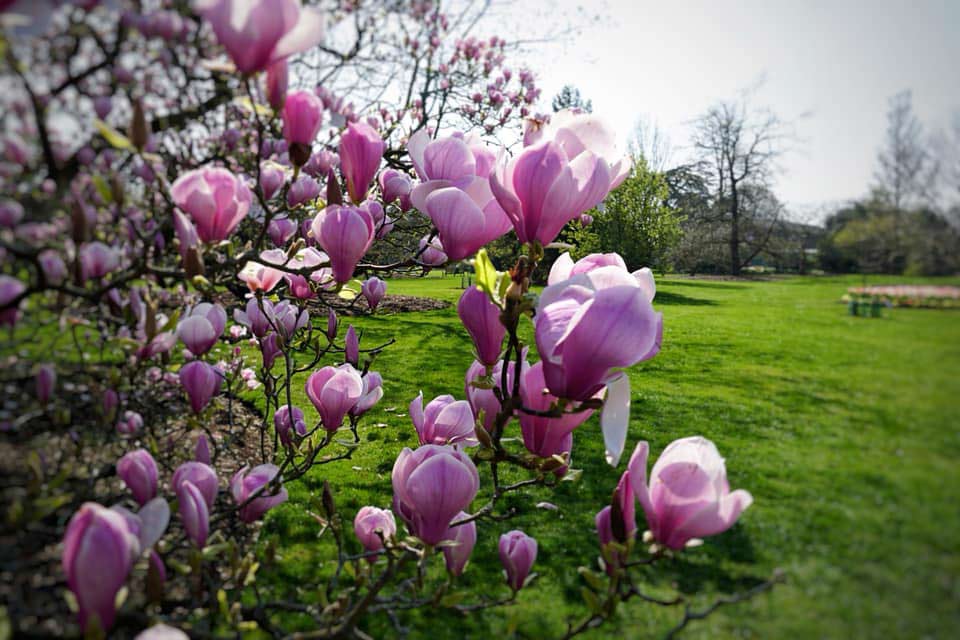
[844,285,960,309]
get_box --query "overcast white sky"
[496,0,960,220]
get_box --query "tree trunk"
[730,182,741,275]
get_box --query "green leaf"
[474,249,500,300]
[203,542,231,559]
[338,281,359,300]
[581,587,602,614]
[0,606,12,640]
[578,566,606,591]
[243,561,260,586]
[440,592,466,607]
[217,588,230,618]
[498,270,511,302]
[94,119,133,150]
[91,175,112,204]
[233,96,273,118]
[159,308,181,334]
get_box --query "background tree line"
[527,85,960,279]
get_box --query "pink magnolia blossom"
[178,361,222,414]
[79,242,120,281]
[116,410,144,435]
[391,444,479,545]
[268,216,298,246]
[379,169,412,210]
[464,358,526,432]
[490,110,630,246]
[177,480,209,548]
[627,438,753,550]
[93,95,113,120]
[303,149,339,178]
[407,130,495,185]
[135,624,188,640]
[171,167,252,242]
[344,324,359,366]
[117,449,159,506]
[354,506,396,558]
[194,0,325,74]
[265,59,288,110]
[274,404,307,445]
[267,299,309,339]
[0,199,23,228]
[409,392,477,447]
[230,464,288,522]
[233,297,272,337]
[177,303,226,356]
[62,503,140,632]
[172,209,201,270]
[285,247,332,298]
[596,471,637,556]
[518,361,590,460]
[305,364,364,432]
[339,121,385,203]
[310,204,375,283]
[172,461,218,509]
[177,315,218,357]
[350,371,383,417]
[237,249,286,292]
[34,364,55,404]
[259,162,286,200]
[38,249,67,285]
[286,175,321,208]
[137,332,177,361]
[407,137,510,260]
[0,275,25,327]
[457,286,505,365]
[440,512,476,576]
[499,530,537,591]
[102,389,119,422]
[195,434,211,464]
[417,235,447,266]
[326,308,338,341]
[548,251,655,299]
[282,89,324,150]
[260,332,281,370]
[362,277,386,311]
[534,256,661,464]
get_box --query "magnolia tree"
[0,1,774,638]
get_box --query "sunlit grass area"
[255,272,960,638]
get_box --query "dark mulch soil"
[319,293,449,316]
[0,359,270,638]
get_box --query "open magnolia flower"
[490,110,631,247]
[194,0,325,74]
[406,131,511,261]
[627,437,753,550]
[535,252,662,465]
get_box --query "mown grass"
[253,272,960,639]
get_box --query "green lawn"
[259,273,960,639]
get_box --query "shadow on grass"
[655,291,717,307]
[665,279,749,290]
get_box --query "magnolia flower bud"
[499,530,537,591]
[130,98,149,150]
[35,364,56,404]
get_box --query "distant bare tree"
[691,92,789,274]
[874,90,938,211]
[629,116,672,172]
[932,110,960,226]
